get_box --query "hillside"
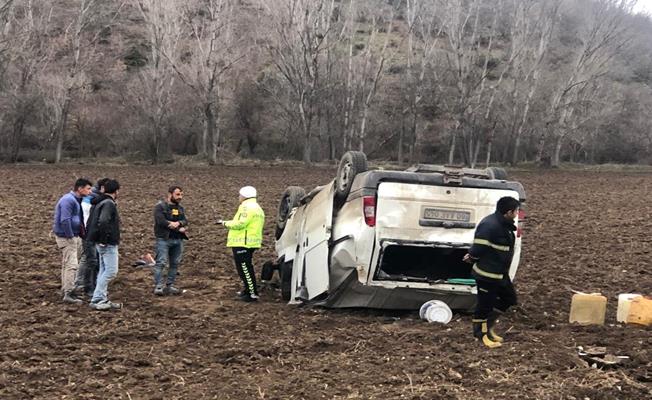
[1,0,651,166]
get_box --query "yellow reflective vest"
[224,198,265,248]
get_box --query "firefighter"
[463,196,520,348]
[217,186,265,302]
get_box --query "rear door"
[292,181,335,300]
[370,182,519,281]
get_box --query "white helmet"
[239,186,257,199]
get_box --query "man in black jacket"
[463,196,520,348]
[74,177,109,298]
[152,185,188,296]
[85,179,122,311]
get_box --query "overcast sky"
[634,0,652,14]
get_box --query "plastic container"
[569,293,607,325]
[425,302,453,324]
[617,294,642,323]
[419,300,439,320]
[419,300,452,324]
[626,296,652,326]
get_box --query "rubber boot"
[472,319,502,348]
[487,312,504,343]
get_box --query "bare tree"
[42,0,108,163]
[0,1,14,56]
[539,0,634,166]
[505,0,561,165]
[260,0,339,164]
[168,0,239,165]
[0,0,50,162]
[402,0,442,165]
[434,0,496,166]
[132,0,182,163]
[340,1,395,154]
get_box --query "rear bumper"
[319,272,476,312]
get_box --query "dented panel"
[291,182,335,301]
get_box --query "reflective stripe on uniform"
[473,238,510,252]
[473,264,504,280]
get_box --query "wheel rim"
[280,196,290,216]
[338,162,352,191]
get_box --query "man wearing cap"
[217,186,265,302]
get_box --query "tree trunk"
[210,107,220,165]
[448,130,457,165]
[299,92,312,164]
[358,106,369,153]
[201,106,210,157]
[10,116,25,163]
[398,114,405,165]
[303,133,311,164]
[326,108,335,160]
[512,133,522,166]
[535,129,546,163]
[485,127,495,168]
[153,123,162,164]
[553,135,563,167]
[54,95,72,164]
[204,104,218,164]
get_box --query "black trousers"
[474,278,517,320]
[232,247,258,296]
[76,239,99,295]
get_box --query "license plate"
[423,208,470,222]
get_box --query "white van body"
[274,166,526,311]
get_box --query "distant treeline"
[1,0,651,166]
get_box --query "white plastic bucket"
[420,300,453,324]
[419,300,439,320]
[617,294,642,323]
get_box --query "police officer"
[463,196,520,348]
[218,186,265,302]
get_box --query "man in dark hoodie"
[74,178,109,297]
[53,178,93,304]
[85,179,122,311]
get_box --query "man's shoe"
[487,311,504,343]
[481,334,502,348]
[166,286,181,296]
[106,301,122,309]
[89,301,111,311]
[90,300,122,311]
[236,291,250,299]
[154,286,165,296]
[239,294,259,303]
[62,293,83,304]
[71,286,85,297]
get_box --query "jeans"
[91,244,119,303]
[75,239,99,295]
[153,238,184,288]
[55,236,82,294]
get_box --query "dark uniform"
[467,210,518,347]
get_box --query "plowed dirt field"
[0,165,650,399]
